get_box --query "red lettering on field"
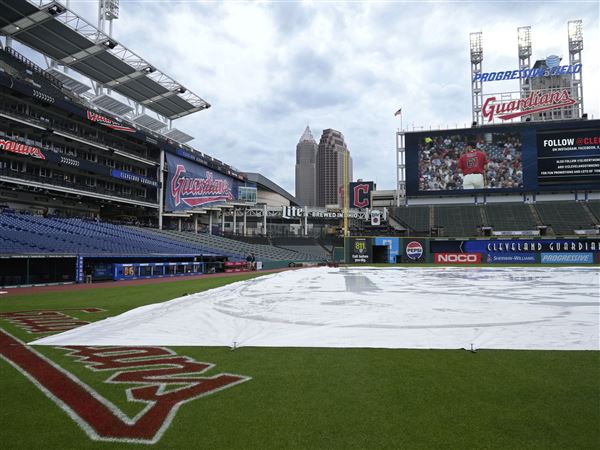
[0,311,91,333]
[0,330,250,443]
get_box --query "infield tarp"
[33,267,599,350]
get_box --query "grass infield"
[0,271,598,449]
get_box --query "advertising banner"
[110,169,159,187]
[86,111,136,133]
[374,237,400,263]
[463,239,600,254]
[165,153,238,211]
[485,253,538,264]
[0,138,46,160]
[537,128,600,185]
[75,256,84,284]
[348,237,372,263]
[540,253,594,264]
[434,253,481,264]
[401,239,427,263]
[348,181,374,208]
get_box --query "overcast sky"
[15,0,600,194]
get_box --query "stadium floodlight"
[48,4,65,16]
[469,32,483,63]
[517,26,531,58]
[470,32,483,125]
[103,0,120,20]
[568,20,583,53]
[103,39,117,49]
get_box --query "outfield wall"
[345,237,600,264]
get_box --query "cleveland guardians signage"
[482,89,577,122]
[165,153,237,210]
[87,111,136,133]
[349,181,374,209]
[0,138,46,160]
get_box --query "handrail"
[4,46,64,90]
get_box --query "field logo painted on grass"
[0,310,250,444]
[0,308,103,333]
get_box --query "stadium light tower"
[470,32,483,125]
[517,26,532,119]
[98,0,119,36]
[568,20,584,118]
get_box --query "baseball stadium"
[0,1,598,449]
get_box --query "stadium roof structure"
[0,0,210,120]
[245,172,299,206]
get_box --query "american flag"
[394,108,402,116]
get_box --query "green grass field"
[1,272,598,449]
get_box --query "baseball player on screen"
[457,142,488,189]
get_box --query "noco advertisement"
[405,119,600,196]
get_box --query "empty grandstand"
[148,229,324,263]
[388,206,430,235]
[484,202,538,232]
[535,202,594,236]
[271,237,331,260]
[388,201,599,237]
[433,204,484,237]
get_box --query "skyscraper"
[295,126,317,206]
[316,129,353,207]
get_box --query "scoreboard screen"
[536,129,600,184]
[404,119,600,196]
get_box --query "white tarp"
[33,267,600,350]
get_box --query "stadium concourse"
[34,266,599,351]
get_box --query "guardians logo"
[171,164,233,207]
[0,138,45,160]
[482,89,576,122]
[87,111,136,133]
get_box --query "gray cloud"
[16,0,598,194]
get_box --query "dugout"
[81,254,228,282]
[0,256,75,287]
